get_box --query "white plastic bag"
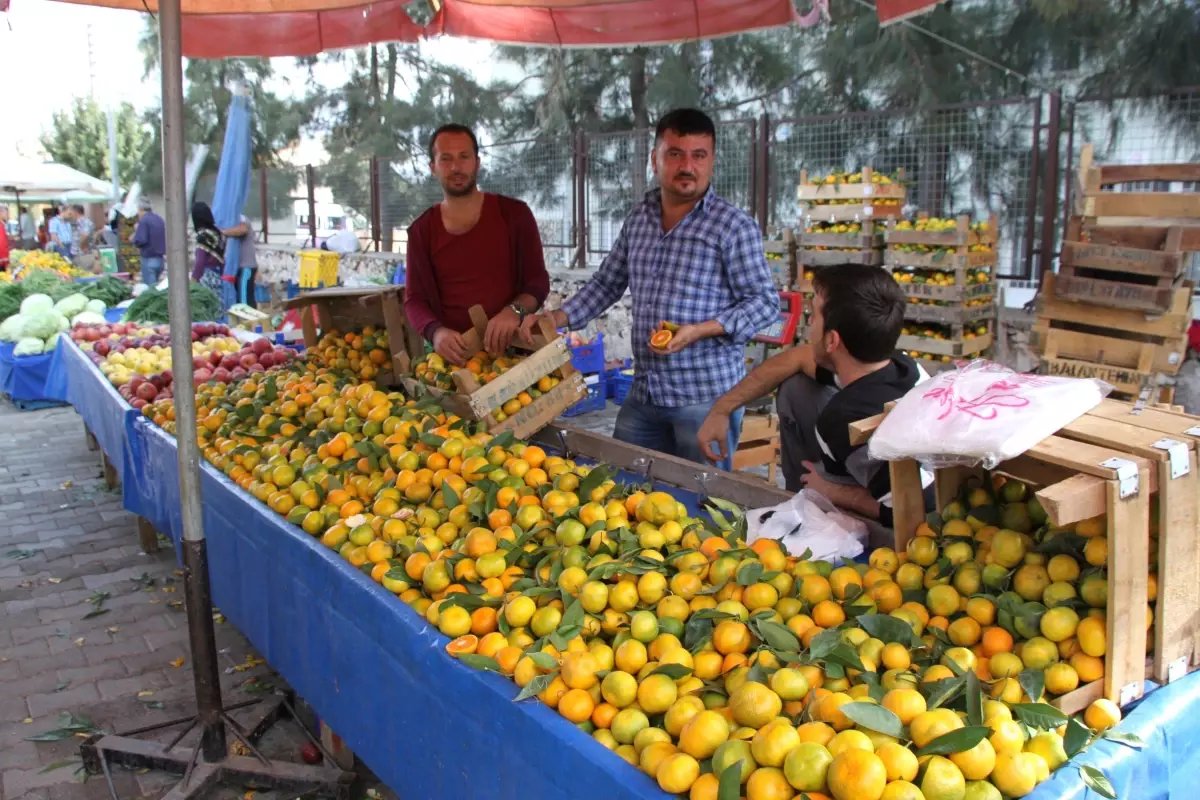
[746,489,869,563]
[868,359,1111,469]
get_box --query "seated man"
[697,264,929,528]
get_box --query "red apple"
[131,398,147,410]
[220,354,239,371]
[208,351,224,366]
[251,338,272,356]
[248,363,265,373]
[239,353,258,369]
[212,367,231,383]
[193,369,212,386]
[258,352,275,368]
[231,366,248,381]
[136,382,158,401]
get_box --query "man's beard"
[442,173,478,198]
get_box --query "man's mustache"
[674,172,696,180]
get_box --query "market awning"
[875,0,947,25]
[53,0,422,57]
[0,159,113,198]
[429,0,822,46]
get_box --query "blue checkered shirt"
[562,189,777,407]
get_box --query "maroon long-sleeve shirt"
[404,193,550,340]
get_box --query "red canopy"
[430,0,818,46]
[875,0,947,25]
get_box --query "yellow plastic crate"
[298,250,340,289]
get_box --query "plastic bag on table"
[746,489,869,563]
[868,359,1112,470]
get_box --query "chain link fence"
[483,136,577,268]
[768,99,1041,279]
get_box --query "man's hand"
[697,409,731,463]
[519,309,568,346]
[485,306,521,355]
[432,327,470,367]
[649,321,720,355]
[800,460,834,495]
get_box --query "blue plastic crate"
[561,375,607,417]
[611,370,635,405]
[286,281,302,299]
[569,334,605,375]
[604,360,632,398]
[255,285,271,303]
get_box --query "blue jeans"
[141,256,164,286]
[613,395,744,472]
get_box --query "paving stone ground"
[0,400,389,800]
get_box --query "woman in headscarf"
[190,201,226,294]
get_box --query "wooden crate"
[283,285,421,386]
[852,410,1157,714]
[764,229,798,288]
[1033,273,1192,399]
[901,302,995,326]
[1056,216,1189,313]
[403,309,588,439]
[897,324,992,358]
[886,213,999,248]
[797,166,907,204]
[798,248,883,267]
[1076,143,1200,221]
[733,413,780,483]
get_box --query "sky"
[0,0,501,161]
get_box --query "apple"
[213,367,231,383]
[250,338,272,356]
[148,374,165,389]
[94,341,111,357]
[193,369,212,386]
[161,369,173,384]
[220,354,239,371]
[131,398,147,410]
[231,366,248,381]
[258,352,275,368]
[248,363,265,373]
[136,383,158,401]
[208,351,224,367]
[239,353,258,369]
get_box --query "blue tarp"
[0,341,68,403]
[46,338,130,482]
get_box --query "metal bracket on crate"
[1168,656,1190,684]
[1186,426,1200,438]
[555,429,575,461]
[1119,682,1142,707]
[1100,457,1140,498]
[630,456,655,484]
[1152,439,1190,479]
[694,471,716,506]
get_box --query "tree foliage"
[40,98,151,186]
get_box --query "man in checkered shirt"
[521,109,777,470]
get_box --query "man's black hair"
[428,124,480,160]
[812,264,906,362]
[654,108,717,145]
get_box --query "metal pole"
[106,108,120,202]
[259,169,269,243]
[1023,98,1042,281]
[575,131,589,268]
[757,113,770,233]
[748,118,759,232]
[306,165,317,248]
[369,156,381,252]
[1040,91,1062,285]
[158,0,226,764]
[1061,100,1076,251]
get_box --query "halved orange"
[446,635,479,656]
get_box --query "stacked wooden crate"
[1034,144,1197,405]
[886,214,998,373]
[763,228,798,290]
[795,167,905,342]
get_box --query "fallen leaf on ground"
[54,681,71,693]
[73,638,85,647]
[170,657,185,668]
[106,627,119,635]
[47,578,62,584]
[60,481,73,489]
[137,690,155,698]
[23,718,32,724]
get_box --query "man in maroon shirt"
[404,124,550,365]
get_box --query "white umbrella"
[0,158,113,196]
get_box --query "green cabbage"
[44,332,63,350]
[54,293,89,317]
[14,337,45,356]
[19,294,53,316]
[53,312,70,333]
[0,314,25,342]
[20,310,60,339]
[86,299,106,314]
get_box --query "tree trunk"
[386,44,398,101]
[629,48,649,199]
[369,45,380,108]
[917,111,951,214]
[379,158,396,253]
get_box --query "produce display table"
[41,348,1200,800]
[0,341,69,409]
[44,338,129,482]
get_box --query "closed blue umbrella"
[211,91,252,310]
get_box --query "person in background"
[48,206,72,258]
[70,204,94,258]
[404,123,549,363]
[322,218,361,255]
[0,207,10,271]
[132,199,166,285]
[190,202,226,294]
[697,264,930,527]
[219,214,259,307]
[18,206,36,250]
[520,108,776,470]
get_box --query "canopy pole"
[158,0,226,763]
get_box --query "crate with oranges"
[403,305,588,438]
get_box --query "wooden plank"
[1031,322,1186,375]
[1022,434,1153,481]
[732,442,779,470]
[489,375,588,439]
[797,248,883,267]
[1034,474,1107,527]
[798,231,883,249]
[889,459,927,552]
[379,293,411,375]
[464,342,573,417]
[1089,397,1200,432]
[101,452,118,491]
[530,424,794,510]
[282,285,403,309]
[1082,223,1200,252]
[849,413,885,447]
[1053,679,1105,716]
[996,454,1079,495]
[741,414,779,440]
[1084,192,1200,219]
[1094,162,1200,185]
[902,303,994,326]
[1053,273,1176,313]
[1038,274,1192,337]
[1038,356,1165,395]
[801,203,902,223]
[1061,240,1183,278]
[896,281,995,303]
[1154,449,1200,681]
[896,332,992,357]
[796,176,906,202]
[1105,470,1150,708]
[300,304,318,349]
[885,250,996,270]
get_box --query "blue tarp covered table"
[46,337,131,482]
[0,340,69,405]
